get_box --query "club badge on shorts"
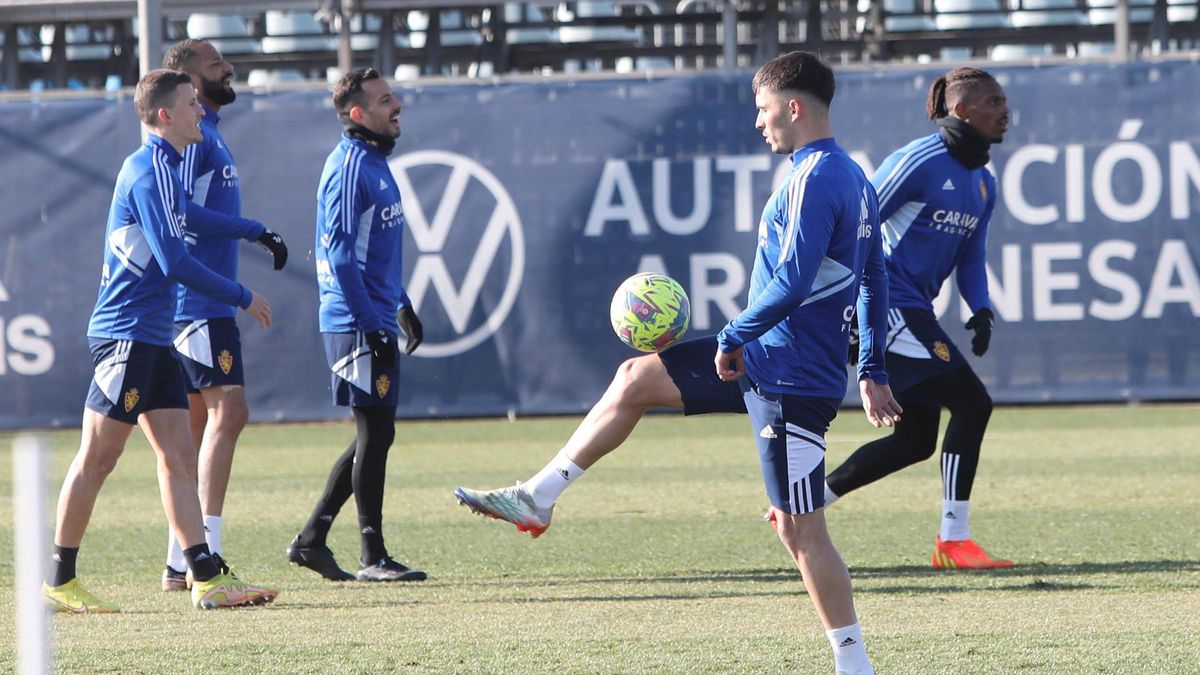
[375,374,391,398]
[124,388,140,413]
[218,349,234,375]
[933,341,951,362]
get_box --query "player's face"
[355,78,403,139]
[192,41,236,107]
[167,81,205,146]
[960,80,1009,143]
[754,87,797,155]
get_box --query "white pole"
[14,434,52,675]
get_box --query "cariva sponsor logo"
[931,209,980,230]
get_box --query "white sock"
[165,528,186,571]
[525,449,585,509]
[203,514,223,556]
[824,482,840,507]
[827,623,873,674]
[940,499,970,541]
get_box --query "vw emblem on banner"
[389,150,526,358]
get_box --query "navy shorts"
[323,332,400,408]
[85,339,190,424]
[883,306,969,395]
[659,336,746,415]
[173,317,245,392]
[659,335,840,514]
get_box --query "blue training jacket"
[175,104,266,321]
[717,137,890,398]
[88,134,251,346]
[872,132,995,314]
[315,133,412,335]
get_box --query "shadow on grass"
[423,559,1199,604]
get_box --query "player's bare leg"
[456,354,683,535]
[54,410,136,547]
[771,506,874,674]
[561,354,684,468]
[141,408,278,608]
[196,385,248,521]
[139,409,208,549]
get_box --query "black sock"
[50,545,79,587]
[297,440,357,547]
[184,543,221,582]
[359,516,387,567]
[352,406,395,566]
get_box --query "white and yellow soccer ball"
[609,273,691,352]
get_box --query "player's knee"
[612,357,646,401]
[911,436,939,462]
[773,511,831,556]
[77,450,121,482]
[612,356,668,408]
[215,397,249,432]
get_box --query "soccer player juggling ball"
[157,38,290,593]
[43,69,278,613]
[825,67,1013,570]
[287,68,427,583]
[457,52,901,675]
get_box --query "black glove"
[847,323,860,367]
[964,308,994,357]
[396,305,423,355]
[365,329,398,368]
[256,229,288,270]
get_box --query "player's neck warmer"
[937,117,991,170]
[344,124,396,155]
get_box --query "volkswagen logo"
[389,150,525,358]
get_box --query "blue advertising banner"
[2,61,1198,428]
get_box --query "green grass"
[1,405,1198,673]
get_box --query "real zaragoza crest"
[375,374,391,398]
[123,388,140,412]
[218,349,233,375]
[933,341,951,362]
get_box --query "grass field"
[1,404,1198,673]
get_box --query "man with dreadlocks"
[823,67,1013,570]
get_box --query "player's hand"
[964,308,994,357]
[859,378,902,428]
[396,305,423,355]
[366,329,398,368]
[847,323,860,367]
[715,346,745,382]
[243,291,271,328]
[256,229,289,270]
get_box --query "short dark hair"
[333,68,383,123]
[752,51,835,108]
[926,67,997,120]
[162,38,208,72]
[135,69,193,126]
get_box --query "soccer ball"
[609,273,690,352]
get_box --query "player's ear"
[156,106,171,127]
[789,96,804,120]
[348,105,365,125]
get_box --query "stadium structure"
[1,0,1198,92]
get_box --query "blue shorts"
[84,339,190,424]
[173,317,245,392]
[883,306,968,395]
[659,335,840,514]
[323,332,400,408]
